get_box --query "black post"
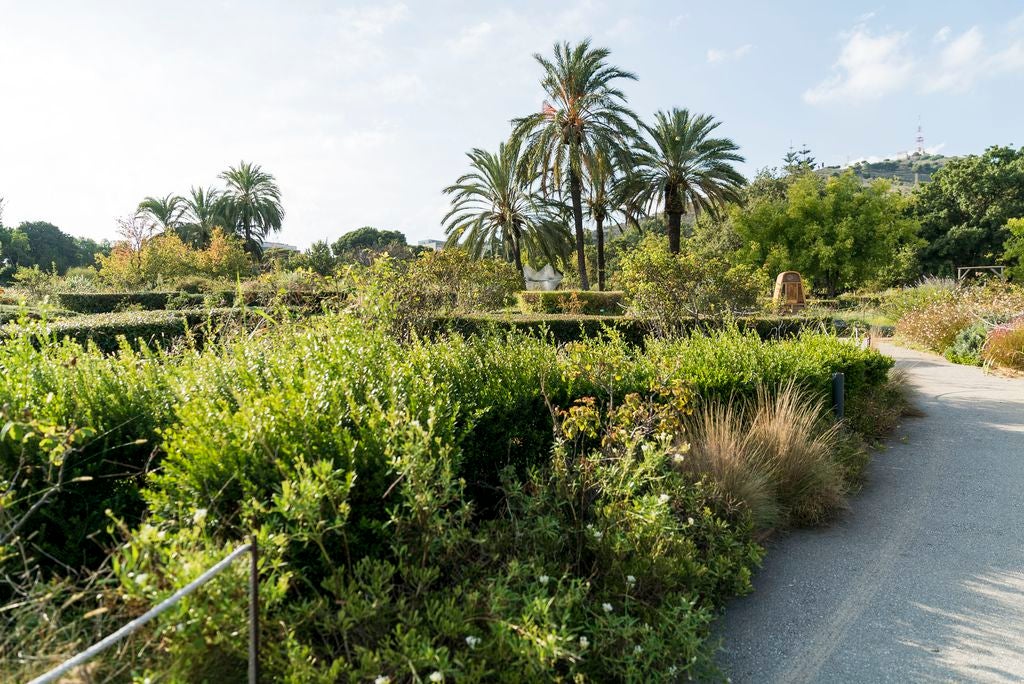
[832,372,845,420]
[249,536,260,684]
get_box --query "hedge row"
[58,290,344,314]
[438,313,839,345]
[28,309,251,352]
[58,291,217,313]
[518,290,625,315]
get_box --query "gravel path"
[716,343,1024,683]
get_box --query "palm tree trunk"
[595,214,606,291]
[569,170,590,291]
[512,232,526,290]
[667,211,682,254]
[666,186,682,254]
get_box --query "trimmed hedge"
[437,313,839,345]
[29,309,248,352]
[518,290,625,315]
[58,289,345,314]
[58,291,211,313]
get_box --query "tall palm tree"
[182,186,226,248]
[634,109,746,253]
[512,40,638,290]
[443,141,572,288]
[219,161,283,257]
[138,194,187,237]
[583,146,620,290]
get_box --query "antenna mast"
[915,118,925,156]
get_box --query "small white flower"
[658,494,670,505]
[668,665,678,676]
[671,453,686,464]
[634,645,643,655]
[539,575,550,585]
[428,672,444,683]
[192,508,208,524]
[626,575,636,585]
[579,636,590,649]
[602,602,613,613]
[465,635,480,649]
[687,517,695,526]
[591,527,603,540]
[374,677,391,684]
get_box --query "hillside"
[818,153,951,186]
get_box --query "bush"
[518,290,625,315]
[619,236,763,333]
[3,315,903,681]
[944,323,988,365]
[895,283,1024,354]
[982,317,1024,370]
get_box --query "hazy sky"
[1,1,1023,248]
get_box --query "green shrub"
[619,236,764,333]
[944,323,988,365]
[518,290,625,315]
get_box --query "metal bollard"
[249,535,260,684]
[832,372,845,420]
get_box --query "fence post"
[249,535,260,684]
[832,372,845,420]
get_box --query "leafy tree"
[16,221,96,273]
[306,240,336,276]
[1004,217,1024,281]
[219,161,284,258]
[331,226,407,258]
[443,142,572,287]
[732,171,920,295]
[634,109,745,254]
[138,194,188,238]
[512,39,639,290]
[914,145,1024,275]
[782,145,816,174]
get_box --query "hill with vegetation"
[819,153,951,186]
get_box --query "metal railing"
[28,537,260,684]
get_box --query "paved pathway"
[716,343,1024,683]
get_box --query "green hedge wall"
[35,309,246,352]
[518,290,625,315]
[437,313,838,345]
[58,291,211,313]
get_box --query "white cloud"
[706,44,753,64]
[804,28,914,104]
[934,26,952,43]
[335,3,409,37]
[447,22,493,56]
[923,26,985,92]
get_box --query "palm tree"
[182,186,226,248]
[512,40,639,290]
[443,141,572,288]
[634,109,746,253]
[219,161,283,257]
[583,146,620,290]
[138,194,187,237]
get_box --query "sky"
[1,1,1023,248]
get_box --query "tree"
[732,171,920,295]
[219,161,284,258]
[306,240,336,276]
[914,145,1024,275]
[1004,218,1024,281]
[443,142,572,288]
[183,186,227,248]
[583,145,618,290]
[332,227,406,257]
[782,145,816,174]
[138,194,187,238]
[512,39,639,290]
[634,109,745,254]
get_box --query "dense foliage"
[0,313,900,681]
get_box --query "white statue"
[523,263,563,291]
